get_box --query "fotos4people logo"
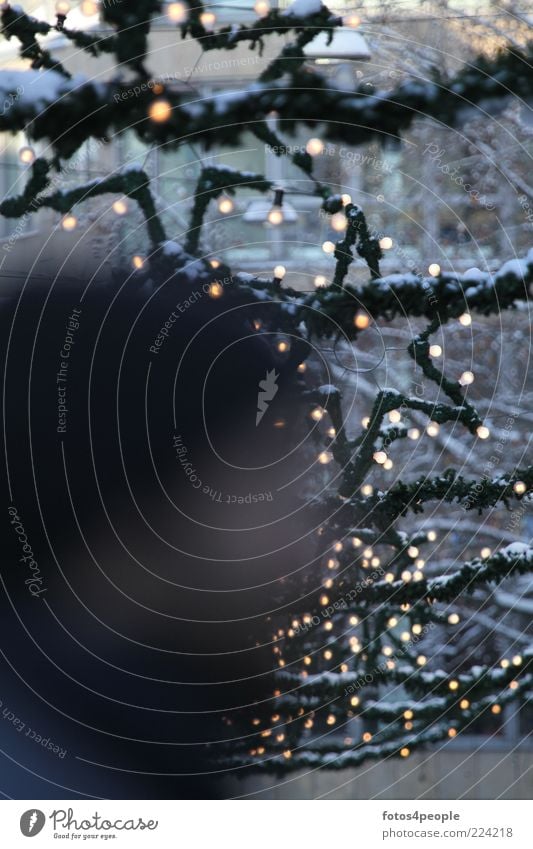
[20,809,46,837]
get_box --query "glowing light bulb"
[384,459,393,470]
[314,275,327,288]
[132,255,145,270]
[412,624,423,635]
[408,546,419,558]
[149,99,172,123]
[350,696,360,707]
[429,344,442,358]
[389,409,401,423]
[361,484,373,496]
[350,614,359,624]
[81,0,98,15]
[318,450,333,464]
[18,146,35,164]
[297,362,306,373]
[408,428,420,440]
[459,312,472,326]
[331,212,347,232]
[310,406,324,422]
[306,138,324,156]
[61,214,77,231]
[361,417,370,428]
[208,282,224,299]
[362,732,372,742]
[427,422,440,437]
[491,704,502,715]
[277,340,290,352]
[112,198,128,215]
[427,530,437,541]
[209,259,221,269]
[379,236,393,250]
[327,426,336,437]
[352,538,362,548]
[449,679,459,691]
[480,547,491,558]
[373,450,387,465]
[200,10,216,28]
[55,0,70,14]
[268,206,284,225]
[460,699,470,709]
[167,2,187,22]
[326,714,336,725]
[448,728,457,738]
[218,196,234,214]
[459,370,474,386]
[403,709,413,720]
[428,263,441,277]
[385,573,394,583]
[254,0,270,14]
[324,621,333,630]
[476,425,490,439]
[513,481,526,495]
[344,13,361,27]
[274,264,286,280]
[417,655,426,666]
[354,311,370,330]
[512,654,522,666]
[401,570,412,583]
[400,747,410,758]
[448,613,460,624]
[341,193,352,205]
[323,649,333,660]
[322,240,335,254]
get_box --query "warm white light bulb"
[314,275,327,288]
[112,198,128,216]
[379,236,393,250]
[200,10,216,28]
[18,146,35,164]
[514,480,526,495]
[306,138,324,156]
[408,428,420,440]
[427,422,440,437]
[373,451,387,465]
[132,255,145,269]
[208,282,224,299]
[354,312,370,330]
[429,344,442,357]
[218,196,234,214]
[61,214,77,231]
[322,240,335,254]
[274,264,286,279]
[428,263,441,276]
[81,0,99,15]
[459,312,472,326]
[254,0,270,14]
[341,193,352,205]
[268,207,284,226]
[477,425,490,439]
[318,451,333,464]
[459,370,474,386]
[331,212,347,232]
[167,2,187,22]
[55,0,70,14]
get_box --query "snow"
[0,69,88,111]
[318,384,340,395]
[161,240,183,256]
[501,542,533,558]
[282,0,323,16]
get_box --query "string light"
[350,614,359,624]
[428,263,441,276]
[318,450,333,464]
[326,714,336,725]
[61,214,77,231]
[81,0,99,14]
[344,13,361,27]
[373,450,387,464]
[491,704,502,715]
[429,344,442,357]
[401,570,412,583]
[277,340,290,352]
[55,0,70,13]
[379,236,393,250]
[448,728,457,738]
[323,649,333,660]
[18,146,35,164]
[354,311,370,329]
[389,409,401,423]
[384,458,393,470]
[362,732,372,742]
[267,188,285,225]
[500,659,510,669]
[314,275,328,287]
[322,240,335,254]
[476,425,490,439]
[132,255,145,270]
[400,747,410,758]
[112,198,128,215]
[218,195,234,214]
[199,10,216,28]
[480,547,491,558]
[408,546,419,558]
[310,407,324,421]
[254,0,270,14]
[297,362,306,373]
[460,699,470,709]
[509,681,519,690]
[513,481,526,495]
[408,428,420,440]
[448,613,460,624]
[512,655,522,666]
[327,426,336,437]
[167,2,187,22]
[459,370,474,386]
[341,193,352,205]
[412,624,423,635]
[459,312,472,326]
[273,264,286,281]
[331,212,347,232]
[427,422,440,437]
[427,530,437,541]
[361,484,373,496]
[350,696,360,707]
[208,282,224,298]
[449,679,459,691]
[306,138,324,156]
[149,99,172,122]
[417,655,426,666]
